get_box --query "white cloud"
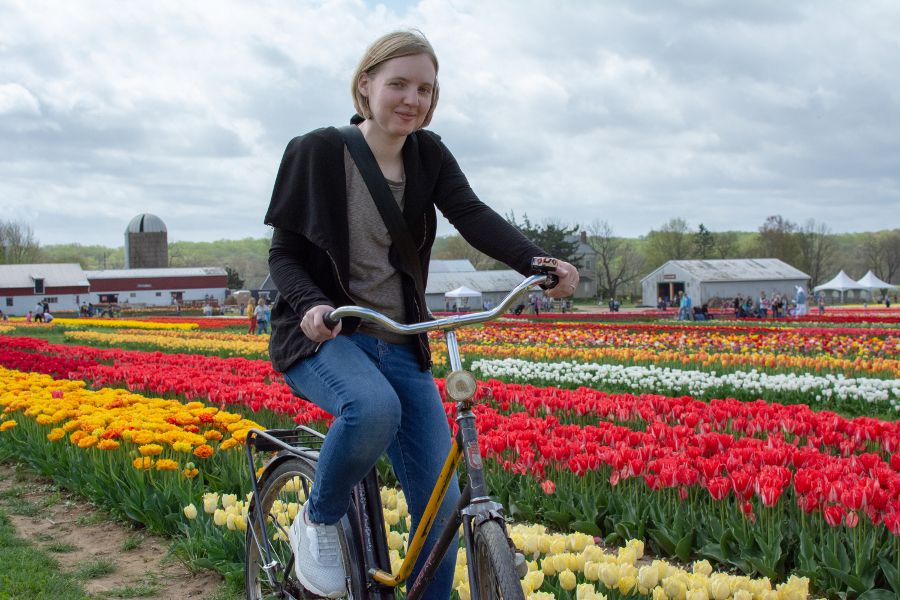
[1,0,898,247]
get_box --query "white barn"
[0,263,90,316]
[641,259,810,307]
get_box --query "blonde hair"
[351,30,440,128]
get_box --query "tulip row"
[475,321,898,359]
[62,329,269,357]
[470,357,900,412]
[51,317,200,330]
[181,486,815,600]
[445,340,899,379]
[0,366,265,530]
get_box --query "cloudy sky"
[2,0,899,248]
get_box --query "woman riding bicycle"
[263,29,579,599]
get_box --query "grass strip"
[0,506,91,600]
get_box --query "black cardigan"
[264,124,546,372]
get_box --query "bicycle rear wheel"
[245,457,366,599]
[472,519,525,600]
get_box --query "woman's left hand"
[545,259,580,298]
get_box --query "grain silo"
[124,213,168,269]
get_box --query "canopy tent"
[856,270,896,290]
[813,270,867,303]
[444,285,482,299]
[444,285,482,309]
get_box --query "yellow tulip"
[598,562,619,588]
[686,589,708,600]
[692,560,713,577]
[638,565,659,590]
[664,577,687,600]
[183,503,198,520]
[456,583,470,600]
[388,531,404,551]
[559,569,577,591]
[213,508,227,527]
[540,557,556,577]
[708,574,731,600]
[203,493,219,514]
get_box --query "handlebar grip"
[540,273,560,290]
[323,312,340,330]
[531,256,560,290]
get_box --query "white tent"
[813,270,867,303]
[444,285,482,309]
[856,270,897,301]
[856,270,896,290]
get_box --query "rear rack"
[246,426,326,457]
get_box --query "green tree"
[506,213,581,267]
[644,217,692,268]
[225,266,245,290]
[712,231,740,259]
[693,224,715,259]
[431,234,502,270]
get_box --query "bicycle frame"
[326,274,547,599]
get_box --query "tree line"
[3,218,899,299]
[431,215,900,301]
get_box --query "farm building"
[0,263,90,315]
[124,213,168,269]
[640,259,810,307]
[85,267,228,306]
[259,259,537,312]
[425,269,525,312]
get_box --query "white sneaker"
[288,503,347,598]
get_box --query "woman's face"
[359,53,436,139]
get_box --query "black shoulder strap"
[339,125,426,296]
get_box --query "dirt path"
[0,461,228,600]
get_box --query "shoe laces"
[308,518,341,566]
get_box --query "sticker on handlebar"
[531,256,558,272]
[466,441,483,470]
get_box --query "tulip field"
[1,309,899,599]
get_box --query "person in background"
[254,297,269,334]
[247,298,258,334]
[818,293,826,314]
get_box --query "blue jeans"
[283,333,460,599]
[257,320,269,334]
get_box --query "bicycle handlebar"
[323,273,549,333]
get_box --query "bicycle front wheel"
[245,457,366,599]
[472,519,525,600]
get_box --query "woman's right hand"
[301,305,342,342]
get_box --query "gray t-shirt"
[344,147,410,344]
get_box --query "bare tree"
[755,215,800,265]
[644,217,692,268]
[0,220,41,264]
[796,219,836,288]
[860,230,900,283]
[587,219,643,300]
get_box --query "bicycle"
[244,258,560,600]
